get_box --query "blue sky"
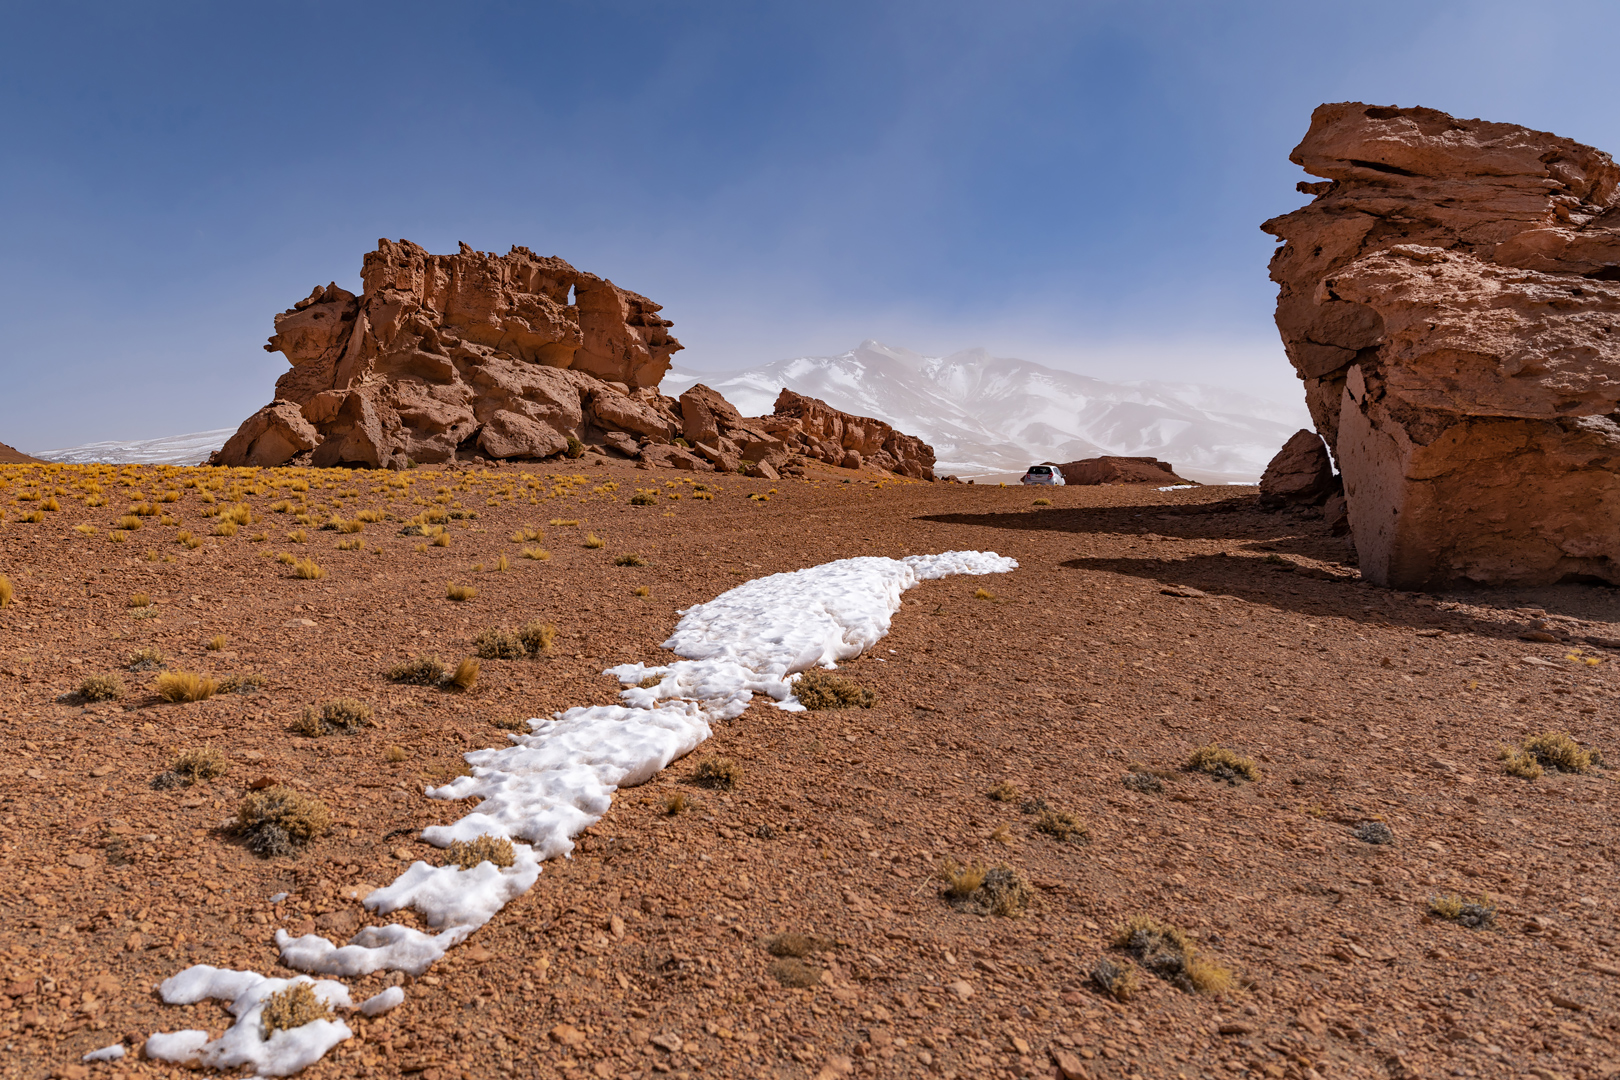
[3,0,1617,450]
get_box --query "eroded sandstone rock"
[1264,103,1620,588]
[1052,457,1190,486]
[1259,430,1335,508]
[216,241,938,480]
[216,240,685,468]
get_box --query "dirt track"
[0,459,1616,1080]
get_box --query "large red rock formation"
[216,240,685,468]
[1263,104,1620,589]
[214,240,939,480]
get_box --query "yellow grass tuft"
[206,634,226,651]
[449,656,480,690]
[974,587,995,600]
[1186,745,1259,782]
[291,557,325,580]
[446,582,477,601]
[127,593,151,608]
[583,533,606,549]
[493,554,510,572]
[79,673,124,702]
[155,670,218,703]
[521,546,550,561]
[0,575,11,608]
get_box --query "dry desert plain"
[0,458,1616,1080]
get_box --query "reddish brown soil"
[0,442,43,465]
[0,459,1617,1080]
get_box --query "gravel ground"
[0,457,1616,1080]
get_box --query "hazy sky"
[4,0,1618,450]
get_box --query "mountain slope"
[660,341,1305,481]
[35,429,236,466]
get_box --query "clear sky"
[4,0,1618,451]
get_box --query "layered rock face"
[215,240,938,480]
[1263,103,1620,588]
[217,240,685,469]
[1052,456,1190,486]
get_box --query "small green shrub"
[793,668,875,709]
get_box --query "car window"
[1029,466,1048,474]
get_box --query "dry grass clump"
[1090,958,1139,1002]
[206,634,226,651]
[939,859,1031,917]
[260,982,334,1036]
[1035,809,1089,843]
[691,756,742,790]
[613,552,648,566]
[766,932,832,957]
[1521,730,1601,773]
[446,582,477,601]
[493,715,531,732]
[0,576,12,609]
[768,957,822,988]
[213,520,239,537]
[793,668,876,709]
[1186,745,1259,783]
[78,673,124,702]
[1032,497,1052,506]
[128,647,165,671]
[219,673,266,694]
[294,698,374,736]
[519,620,557,656]
[633,584,651,597]
[986,780,1020,803]
[127,592,151,608]
[974,587,995,600]
[291,557,325,580]
[629,490,659,506]
[447,835,516,870]
[474,627,526,660]
[583,533,606,549]
[449,657,479,690]
[1113,915,1233,995]
[154,745,229,789]
[1430,894,1496,928]
[385,745,409,763]
[1498,747,1543,779]
[336,536,363,551]
[388,655,447,685]
[521,546,551,561]
[492,553,510,571]
[155,670,218,703]
[510,527,544,543]
[664,790,692,815]
[237,785,331,857]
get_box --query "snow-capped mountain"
[35,429,235,466]
[660,341,1307,482]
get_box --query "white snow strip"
[150,552,1015,1073]
[361,986,405,1017]
[145,966,352,1077]
[82,1043,125,1062]
[1156,484,1198,491]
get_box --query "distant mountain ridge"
[660,341,1305,482]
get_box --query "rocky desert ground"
[0,457,1615,1080]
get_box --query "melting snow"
[144,551,1016,1072]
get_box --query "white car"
[1019,464,1065,486]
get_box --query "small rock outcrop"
[1264,103,1620,588]
[1258,430,1335,507]
[213,240,939,479]
[216,240,685,469]
[1051,456,1190,486]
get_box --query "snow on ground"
[34,428,233,466]
[145,551,1017,1072]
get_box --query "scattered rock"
[549,1024,587,1046]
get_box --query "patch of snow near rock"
[82,1043,125,1062]
[152,552,1016,1072]
[361,986,405,1016]
[145,967,353,1076]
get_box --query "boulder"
[217,240,685,468]
[678,384,742,447]
[1264,103,1620,587]
[1259,430,1335,507]
[211,401,322,467]
[1053,456,1190,486]
[768,390,935,479]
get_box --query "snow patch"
[145,967,353,1077]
